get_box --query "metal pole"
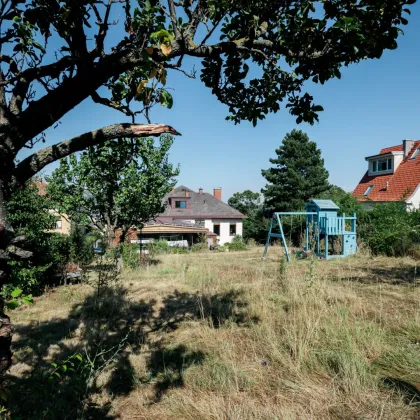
[276,213,290,262]
[262,216,274,260]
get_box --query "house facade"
[134,186,245,245]
[353,139,420,209]
[37,181,72,234]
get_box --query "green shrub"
[147,239,170,256]
[69,225,94,266]
[226,235,248,251]
[191,243,208,253]
[121,243,140,269]
[358,202,420,257]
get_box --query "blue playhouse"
[263,199,357,262]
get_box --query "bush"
[358,202,420,257]
[147,240,170,256]
[225,235,248,251]
[69,225,94,266]
[121,243,140,269]
[191,243,208,253]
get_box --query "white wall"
[406,183,420,209]
[204,219,243,245]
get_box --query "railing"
[324,215,356,235]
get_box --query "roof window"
[364,185,373,197]
[410,148,420,160]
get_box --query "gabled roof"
[160,186,245,219]
[353,141,420,202]
[305,199,339,210]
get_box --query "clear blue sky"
[21,3,420,201]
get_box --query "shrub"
[147,239,170,256]
[121,243,140,269]
[69,225,94,266]
[226,235,248,251]
[358,202,420,257]
[191,243,208,253]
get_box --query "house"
[124,186,245,246]
[353,139,420,209]
[37,181,72,234]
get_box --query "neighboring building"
[157,186,245,245]
[37,181,72,234]
[353,139,420,209]
[123,186,245,246]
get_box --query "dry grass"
[7,247,420,419]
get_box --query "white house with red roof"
[353,139,420,209]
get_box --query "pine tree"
[262,130,329,214]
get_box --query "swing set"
[263,199,357,262]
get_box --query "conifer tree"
[262,130,329,214]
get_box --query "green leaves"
[47,135,179,247]
[6,300,20,310]
[11,288,23,298]
[159,90,173,109]
[5,291,34,310]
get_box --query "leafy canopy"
[228,190,261,216]
[46,135,179,239]
[0,0,415,143]
[262,129,329,213]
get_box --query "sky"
[18,2,420,201]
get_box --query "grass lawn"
[7,247,420,419]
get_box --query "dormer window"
[372,158,392,173]
[175,201,186,208]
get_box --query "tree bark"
[14,123,180,185]
[0,180,13,383]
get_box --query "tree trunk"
[107,228,116,249]
[0,179,13,384]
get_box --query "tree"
[262,130,329,214]
[46,135,179,248]
[228,190,268,242]
[0,0,415,382]
[5,181,57,296]
[228,190,261,216]
[317,185,362,215]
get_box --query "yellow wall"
[48,211,71,235]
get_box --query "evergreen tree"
[262,130,329,214]
[228,190,269,243]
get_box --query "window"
[364,185,373,197]
[229,223,236,236]
[372,158,392,173]
[410,148,420,160]
[213,224,220,235]
[175,201,186,208]
[55,219,62,229]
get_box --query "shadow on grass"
[7,281,254,418]
[382,377,420,405]
[330,265,419,286]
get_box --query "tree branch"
[167,0,180,38]
[94,0,113,56]
[14,123,181,185]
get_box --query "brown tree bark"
[0,181,14,381]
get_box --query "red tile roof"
[353,141,420,202]
[35,181,47,196]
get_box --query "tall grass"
[8,247,420,419]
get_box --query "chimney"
[171,187,175,192]
[403,139,415,158]
[199,188,203,195]
[185,191,190,197]
[213,187,222,201]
